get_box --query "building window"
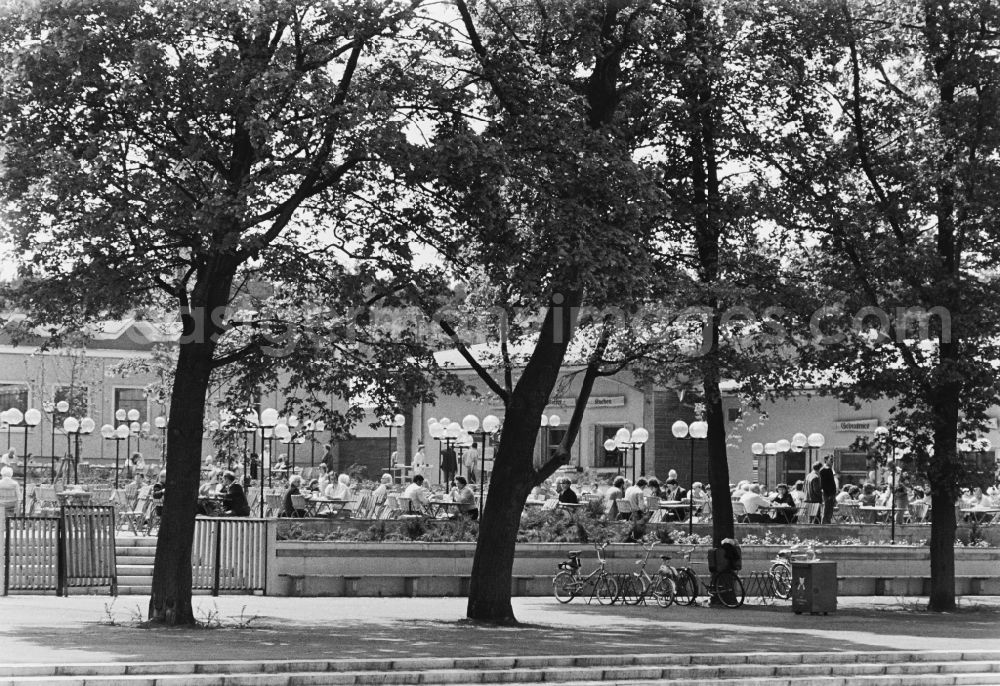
[545,428,567,459]
[53,385,89,425]
[595,425,623,469]
[728,407,741,422]
[0,383,29,416]
[114,388,148,424]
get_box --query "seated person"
[739,484,772,523]
[791,480,806,506]
[557,477,579,504]
[221,470,251,517]
[859,483,878,506]
[280,475,307,518]
[402,474,431,514]
[662,478,689,520]
[372,473,393,502]
[0,466,21,517]
[325,473,351,500]
[624,478,646,509]
[151,469,167,517]
[646,478,663,499]
[272,454,290,478]
[835,485,855,504]
[604,476,625,504]
[449,476,477,519]
[769,483,797,524]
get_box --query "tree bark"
[682,0,733,545]
[466,292,581,623]
[148,259,236,625]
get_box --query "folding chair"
[837,503,861,524]
[732,501,749,523]
[798,503,821,524]
[907,502,929,523]
[33,485,60,517]
[615,499,633,520]
[265,493,284,517]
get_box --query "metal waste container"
[791,560,837,614]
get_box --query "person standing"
[463,443,480,483]
[412,444,427,479]
[440,443,458,487]
[805,462,823,523]
[819,456,838,524]
[320,444,335,474]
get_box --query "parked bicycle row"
[552,540,821,608]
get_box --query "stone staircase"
[114,536,155,595]
[0,650,998,685]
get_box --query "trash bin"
[791,560,837,614]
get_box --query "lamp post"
[386,413,405,473]
[63,416,95,485]
[305,419,326,467]
[273,421,290,484]
[751,442,764,487]
[539,414,561,464]
[874,426,896,544]
[101,424,127,489]
[8,408,41,515]
[259,408,278,515]
[461,413,501,520]
[806,432,825,475]
[154,415,167,466]
[672,419,708,535]
[773,439,790,492]
[625,428,649,481]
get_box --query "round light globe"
[63,417,80,433]
[462,414,480,432]
[24,408,42,426]
[80,417,96,434]
[775,439,791,453]
[807,432,826,448]
[482,415,500,433]
[100,424,114,439]
[631,427,649,444]
[689,421,708,439]
[548,415,561,428]
[603,438,617,452]
[260,408,279,427]
[671,420,689,439]
[764,442,777,455]
[751,442,764,455]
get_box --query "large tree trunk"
[927,376,960,611]
[682,0,732,546]
[149,261,236,625]
[466,293,581,623]
[703,371,733,546]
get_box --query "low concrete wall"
[271,540,1000,597]
[275,518,1000,547]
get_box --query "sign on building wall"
[548,396,626,409]
[833,418,878,433]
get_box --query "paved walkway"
[0,595,998,665]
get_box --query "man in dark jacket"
[819,456,838,523]
[805,462,824,523]
[221,470,251,517]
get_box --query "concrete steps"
[0,650,998,686]
[114,536,156,596]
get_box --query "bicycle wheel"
[594,574,618,605]
[552,571,577,603]
[673,568,699,606]
[711,570,745,608]
[621,574,643,605]
[770,562,792,600]
[653,576,676,608]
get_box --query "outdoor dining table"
[961,507,1000,524]
[758,503,797,522]
[303,496,349,517]
[427,499,465,518]
[57,491,92,506]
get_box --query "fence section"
[4,516,60,594]
[192,517,267,595]
[61,506,117,594]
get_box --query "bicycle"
[663,546,746,608]
[619,540,676,607]
[770,543,820,600]
[552,542,619,604]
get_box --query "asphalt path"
[0,596,998,665]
